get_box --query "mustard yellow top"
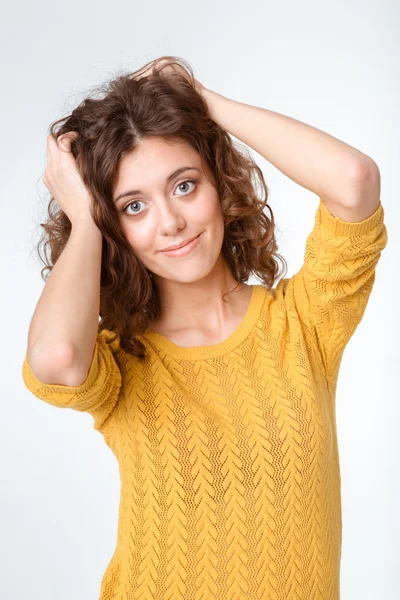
[22,198,387,600]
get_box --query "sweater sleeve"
[21,328,122,433]
[283,197,388,381]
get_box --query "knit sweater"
[22,197,387,600]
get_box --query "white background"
[2,0,398,598]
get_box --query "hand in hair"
[134,55,206,97]
[43,132,95,227]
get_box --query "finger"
[46,134,57,166]
[57,135,71,152]
[57,131,79,152]
[47,133,60,151]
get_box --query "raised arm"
[26,133,103,387]
[27,217,103,387]
[200,86,381,221]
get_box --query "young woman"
[22,55,387,600]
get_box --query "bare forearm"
[27,217,102,382]
[203,87,375,205]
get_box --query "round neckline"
[138,285,266,360]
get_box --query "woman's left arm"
[200,86,381,221]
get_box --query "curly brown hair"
[35,55,287,360]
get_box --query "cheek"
[199,192,223,223]
[210,201,225,233]
[121,222,154,255]
[203,199,225,247]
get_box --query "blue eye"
[121,179,197,216]
[121,199,145,217]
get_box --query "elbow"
[27,343,85,387]
[338,157,381,208]
[348,156,380,184]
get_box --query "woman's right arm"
[22,132,122,437]
[26,131,106,388]
[27,216,103,387]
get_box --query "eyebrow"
[114,166,201,204]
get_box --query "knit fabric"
[22,198,387,600]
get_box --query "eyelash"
[121,178,198,216]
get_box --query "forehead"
[117,137,200,180]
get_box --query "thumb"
[57,132,79,152]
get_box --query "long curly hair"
[36,55,287,360]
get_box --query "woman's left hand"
[134,56,207,97]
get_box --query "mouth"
[161,233,200,252]
[160,232,203,257]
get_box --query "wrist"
[71,214,100,235]
[202,87,228,123]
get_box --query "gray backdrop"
[2,0,398,598]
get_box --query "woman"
[22,55,387,599]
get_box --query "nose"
[156,197,186,237]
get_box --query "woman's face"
[113,136,225,283]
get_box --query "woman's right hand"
[43,132,95,225]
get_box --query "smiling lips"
[160,233,202,257]
[161,234,200,252]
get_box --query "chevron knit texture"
[22,197,387,600]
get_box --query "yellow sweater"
[22,198,387,600]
